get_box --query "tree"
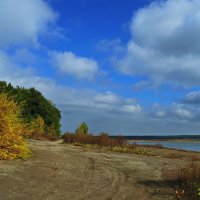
[47,124,56,135]
[29,115,45,136]
[0,81,61,136]
[75,122,89,135]
[0,93,30,160]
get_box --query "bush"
[174,162,200,200]
[63,133,127,148]
[0,94,31,160]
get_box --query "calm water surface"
[133,141,200,152]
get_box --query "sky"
[1,0,200,135]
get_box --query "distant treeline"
[0,81,61,136]
[111,135,200,140]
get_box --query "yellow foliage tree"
[0,93,31,160]
[29,115,45,136]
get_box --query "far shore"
[128,139,200,143]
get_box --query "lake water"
[132,141,200,152]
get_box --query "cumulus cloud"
[0,0,57,48]
[171,104,193,119]
[117,0,200,87]
[94,91,120,104]
[152,102,195,121]
[51,51,99,80]
[121,104,142,113]
[132,0,200,55]
[183,91,200,104]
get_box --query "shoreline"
[128,139,200,153]
[128,139,200,143]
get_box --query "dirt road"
[0,140,188,200]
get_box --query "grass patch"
[135,148,152,156]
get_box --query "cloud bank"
[117,0,200,87]
[0,0,57,48]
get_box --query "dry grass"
[63,133,127,147]
[62,133,154,156]
[173,162,200,200]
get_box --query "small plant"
[135,148,151,155]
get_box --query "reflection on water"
[132,141,200,152]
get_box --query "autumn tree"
[0,94,30,160]
[75,122,89,135]
[0,81,61,136]
[29,115,45,137]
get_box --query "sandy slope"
[0,140,189,200]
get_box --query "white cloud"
[183,91,200,104]
[94,91,120,104]
[152,102,195,121]
[121,104,142,113]
[51,51,99,80]
[0,0,57,48]
[172,104,193,119]
[117,0,200,87]
[132,0,200,55]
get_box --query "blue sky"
[1,0,200,135]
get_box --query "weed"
[135,148,151,156]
